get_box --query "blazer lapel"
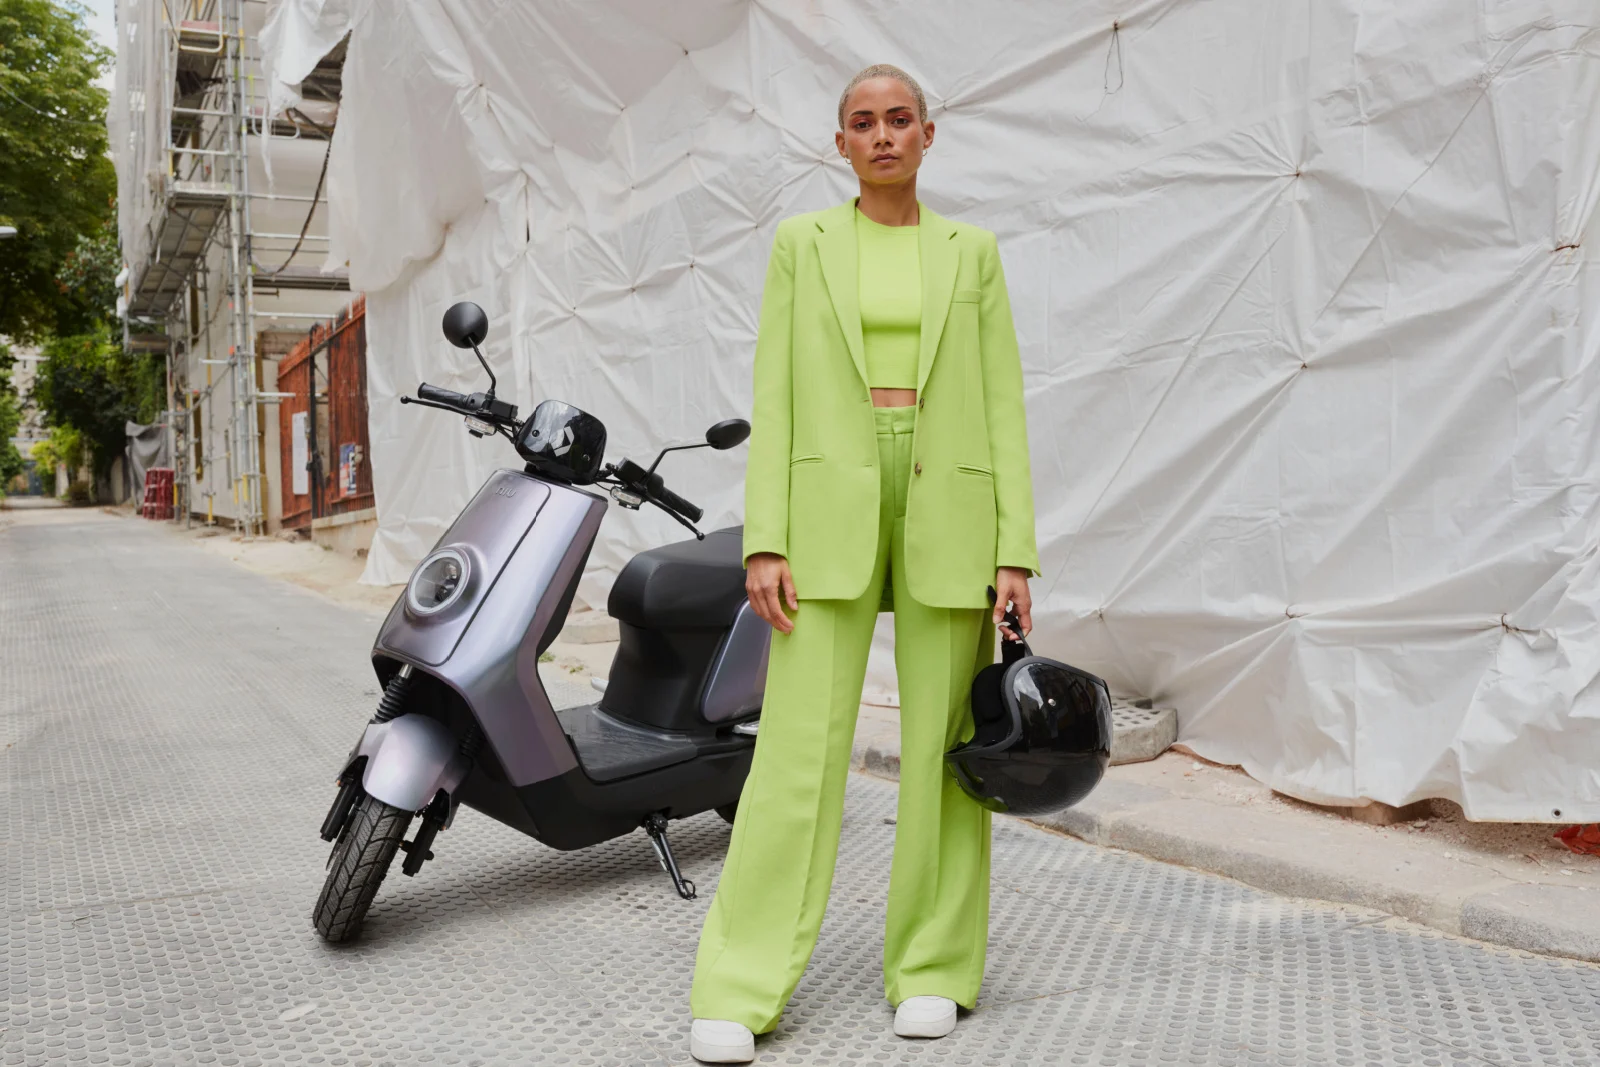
[814,202,869,391]
[917,205,959,393]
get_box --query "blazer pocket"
[954,463,993,478]
[952,288,982,304]
[789,453,823,466]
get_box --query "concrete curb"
[850,736,1600,964]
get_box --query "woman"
[689,63,1040,1064]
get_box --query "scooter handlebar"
[608,457,705,526]
[416,382,468,407]
[650,481,703,524]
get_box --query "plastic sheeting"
[108,0,174,290]
[259,0,1600,820]
[124,421,172,501]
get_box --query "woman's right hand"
[745,552,798,634]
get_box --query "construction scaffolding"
[110,0,349,536]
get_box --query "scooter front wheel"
[313,794,413,942]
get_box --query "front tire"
[313,794,412,942]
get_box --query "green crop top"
[856,207,921,389]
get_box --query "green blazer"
[742,198,1041,610]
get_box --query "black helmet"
[514,399,607,484]
[947,603,1113,816]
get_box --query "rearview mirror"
[705,419,750,450]
[442,301,489,349]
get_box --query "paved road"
[4,511,1599,1066]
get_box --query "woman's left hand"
[993,567,1032,643]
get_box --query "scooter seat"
[608,526,747,630]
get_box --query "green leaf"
[0,0,118,340]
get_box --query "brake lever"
[649,493,705,540]
[399,395,465,415]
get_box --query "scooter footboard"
[355,715,470,812]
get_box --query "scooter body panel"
[376,470,552,667]
[699,600,770,723]
[373,471,607,788]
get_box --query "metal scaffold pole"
[216,0,257,537]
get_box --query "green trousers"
[691,404,993,1034]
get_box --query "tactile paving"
[4,517,1598,1065]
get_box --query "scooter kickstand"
[642,813,696,900]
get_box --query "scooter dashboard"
[514,399,609,485]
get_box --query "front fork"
[319,665,473,879]
[400,790,451,876]
[319,775,364,842]
[319,665,418,844]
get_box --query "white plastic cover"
[259,0,1600,820]
[108,0,178,288]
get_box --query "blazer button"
[914,462,923,475]
[918,397,925,409]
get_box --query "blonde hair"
[837,64,927,129]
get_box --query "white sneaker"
[690,1019,755,1063]
[893,995,958,1038]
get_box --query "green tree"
[28,422,83,493]
[30,325,163,477]
[0,0,118,340]
[54,217,120,323]
[0,342,25,491]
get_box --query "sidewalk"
[856,702,1600,964]
[144,510,1600,965]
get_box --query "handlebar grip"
[417,382,467,406]
[650,481,703,523]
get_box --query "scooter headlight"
[406,548,470,616]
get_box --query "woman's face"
[835,77,934,189]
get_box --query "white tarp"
[260,0,1600,821]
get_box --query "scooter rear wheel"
[313,793,412,942]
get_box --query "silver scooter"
[313,302,769,943]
